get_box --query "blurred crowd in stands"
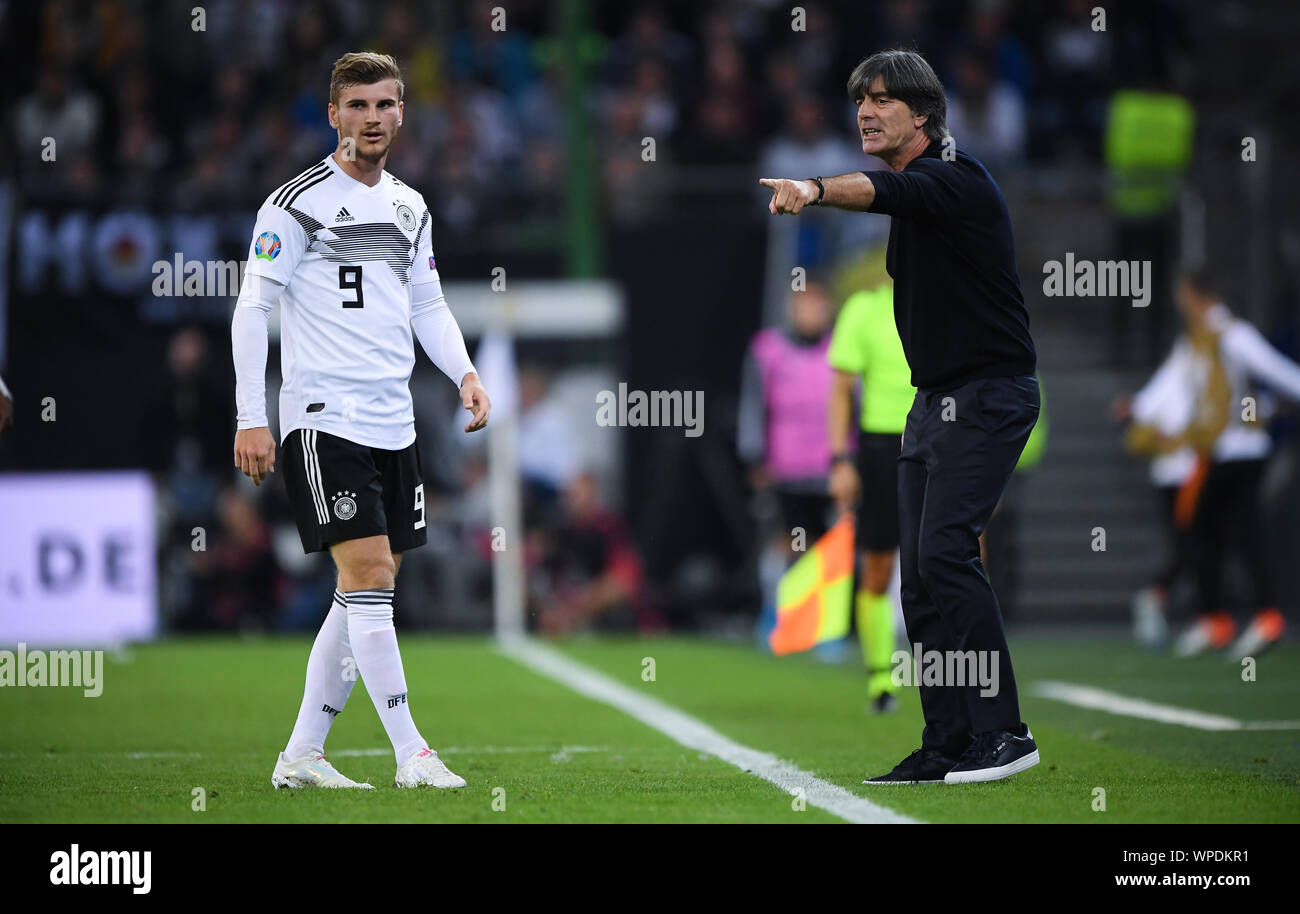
[10,0,1189,219]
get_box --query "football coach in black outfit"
[761,49,1041,785]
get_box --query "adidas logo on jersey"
[334,207,355,223]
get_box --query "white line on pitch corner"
[498,636,919,825]
[1032,681,1300,731]
[4,751,203,759]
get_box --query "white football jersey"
[244,154,441,450]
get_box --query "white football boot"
[394,748,467,789]
[272,751,375,789]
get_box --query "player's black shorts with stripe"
[856,431,902,552]
[282,428,428,554]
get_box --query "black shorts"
[282,428,428,555]
[855,431,901,552]
[774,490,834,544]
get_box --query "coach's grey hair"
[846,49,948,143]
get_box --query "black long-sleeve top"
[866,141,1036,392]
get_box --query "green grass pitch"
[1,634,1297,823]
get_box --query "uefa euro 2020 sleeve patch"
[255,231,282,261]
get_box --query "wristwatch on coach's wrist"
[808,176,826,206]
[831,453,851,465]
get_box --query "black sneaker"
[943,727,1039,784]
[863,747,959,785]
[870,692,899,714]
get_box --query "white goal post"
[443,279,625,641]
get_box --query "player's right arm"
[232,272,281,486]
[232,200,306,485]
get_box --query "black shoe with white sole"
[863,746,960,785]
[943,727,1039,784]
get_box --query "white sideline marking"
[498,636,919,825]
[330,745,610,757]
[1033,681,1300,731]
[1,747,611,761]
[0,751,202,759]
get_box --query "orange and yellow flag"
[769,515,854,655]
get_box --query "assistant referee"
[761,49,1041,785]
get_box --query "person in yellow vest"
[827,281,913,712]
[1104,84,1195,367]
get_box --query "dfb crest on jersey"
[332,491,358,521]
[254,231,281,261]
[395,204,417,232]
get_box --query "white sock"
[345,588,426,765]
[283,591,357,760]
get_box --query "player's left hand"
[461,372,490,432]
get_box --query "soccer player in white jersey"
[231,52,489,790]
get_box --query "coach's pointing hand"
[234,426,276,486]
[760,177,818,215]
[461,372,491,433]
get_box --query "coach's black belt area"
[920,374,1037,410]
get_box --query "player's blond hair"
[329,51,404,106]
